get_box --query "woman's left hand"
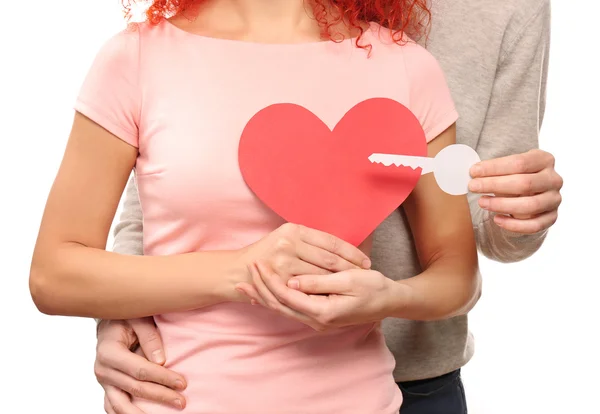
[236,262,405,331]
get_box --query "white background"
[1,0,599,413]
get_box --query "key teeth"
[368,156,420,170]
[369,160,395,167]
[368,156,391,167]
[369,154,395,167]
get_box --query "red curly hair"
[124,0,431,45]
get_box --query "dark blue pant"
[397,369,467,414]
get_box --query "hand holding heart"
[469,149,563,234]
[236,263,404,331]
[236,99,441,327]
[234,223,371,302]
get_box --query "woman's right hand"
[238,223,371,286]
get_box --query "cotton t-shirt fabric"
[109,0,551,388]
[76,20,457,413]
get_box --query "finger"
[259,266,325,318]
[469,171,553,196]
[296,225,371,269]
[258,265,329,330]
[235,282,261,306]
[104,369,185,410]
[470,150,553,177]
[493,210,557,234]
[104,393,119,414]
[251,262,282,310]
[98,344,186,391]
[105,385,144,414]
[252,262,323,326]
[97,319,137,349]
[289,260,332,277]
[287,273,352,295]
[296,242,359,273]
[128,318,165,365]
[478,191,561,216]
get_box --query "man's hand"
[469,149,563,234]
[95,319,186,413]
[236,262,405,331]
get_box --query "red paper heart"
[238,98,427,246]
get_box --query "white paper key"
[368,144,481,195]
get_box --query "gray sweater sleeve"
[112,175,144,255]
[469,0,551,263]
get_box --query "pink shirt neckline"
[163,18,375,49]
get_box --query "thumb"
[129,317,166,365]
[288,273,351,295]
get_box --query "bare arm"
[30,113,247,320]
[92,176,144,326]
[30,112,368,320]
[390,124,480,320]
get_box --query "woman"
[30,0,479,413]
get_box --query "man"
[94,0,562,413]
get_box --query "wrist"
[95,318,107,337]
[219,249,252,303]
[383,279,415,319]
[95,319,123,340]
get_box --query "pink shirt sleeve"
[74,28,141,148]
[403,41,459,142]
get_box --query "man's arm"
[113,175,144,256]
[470,0,553,263]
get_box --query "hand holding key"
[368,144,481,195]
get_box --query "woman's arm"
[30,113,368,320]
[389,124,480,321]
[29,113,248,319]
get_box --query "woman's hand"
[95,319,186,413]
[236,262,403,331]
[235,223,371,298]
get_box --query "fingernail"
[152,350,165,364]
[174,380,185,390]
[468,179,481,192]
[174,399,183,409]
[288,279,300,289]
[479,197,489,209]
[470,165,482,177]
[362,258,371,269]
[251,299,257,305]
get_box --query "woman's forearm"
[30,243,247,319]
[388,255,481,321]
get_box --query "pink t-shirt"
[76,20,457,414]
